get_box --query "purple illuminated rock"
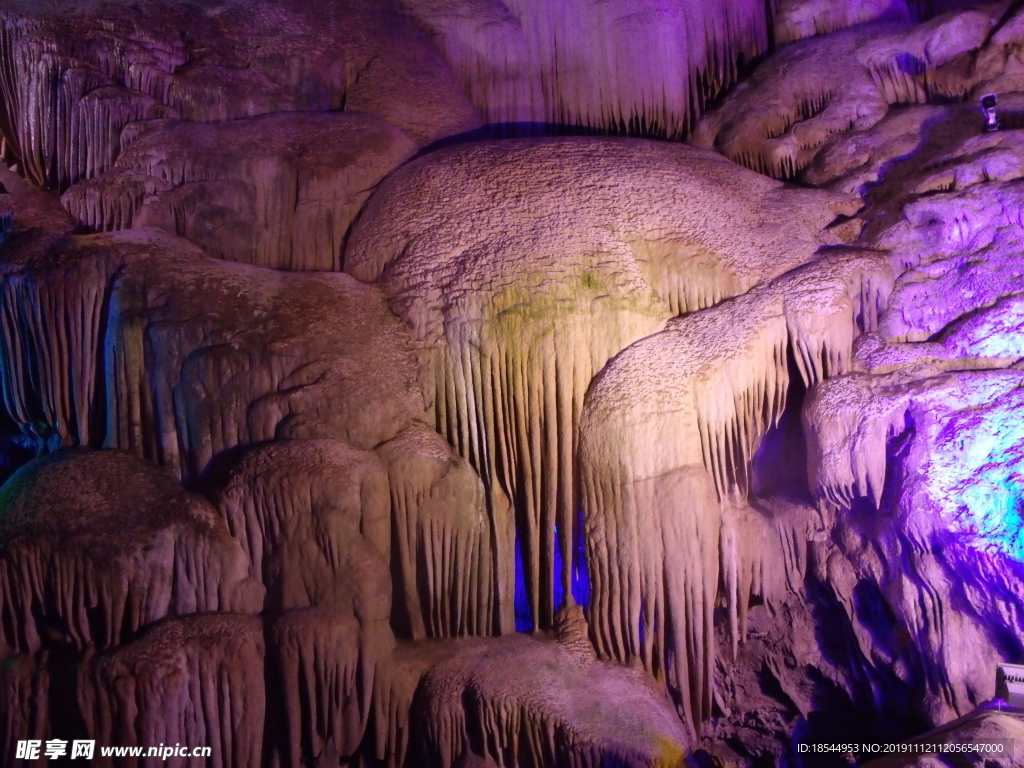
[62,113,417,270]
[0,449,264,656]
[0,0,479,191]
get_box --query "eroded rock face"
[862,705,1024,767]
[377,624,689,768]
[694,9,1024,758]
[773,0,913,45]
[693,6,1002,179]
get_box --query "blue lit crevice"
[516,513,591,633]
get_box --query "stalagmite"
[346,136,855,629]
[80,614,266,768]
[367,626,690,768]
[61,113,418,270]
[0,449,263,656]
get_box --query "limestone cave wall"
[1,1,1024,767]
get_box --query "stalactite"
[215,439,392,611]
[0,185,426,482]
[216,439,395,765]
[719,495,788,659]
[578,291,789,733]
[371,641,454,768]
[60,169,164,233]
[802,373,915,508]
[270,606,392,767]
[578,248,894,733]
[346,137,854,630]
[0,449,263,657]
[0,653,47,760]
[106,253,425,482]
[781,249,894,387]
[0,0,479,192]
[0,231,124,448]
[0,9,185,190]
[61,113,417,270]
[402,0,771,137]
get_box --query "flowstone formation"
[345,137,856,633]
[1,1,1024,767]
[62,112,418,270]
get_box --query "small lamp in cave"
[995,663,1024,707]
[982,94,999,132]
